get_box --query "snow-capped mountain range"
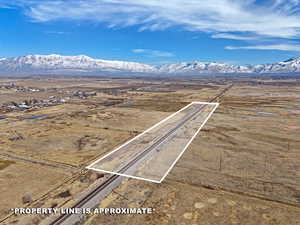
[0,54,155,74]
[1,54,300,75]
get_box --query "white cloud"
[2,0,300,40]
[225,44,300,51]
[45,31,68,35]
[212,33,259,41]
[132,49,174,57]
[132,49,146,53]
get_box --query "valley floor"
[0,76,299,225]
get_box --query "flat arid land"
[0,76,299,225]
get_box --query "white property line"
[159,102,219,183]
[87,167,161,183]
[87,102,195,169]
[86,102,219,183]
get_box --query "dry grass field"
[86,81,300,225]
[0,77,299,225]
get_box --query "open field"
[86,80,300,225]
[0,76,299,225]
[86,178,300,225]
[0,161,70,217]
[88,103,218,182]
[170,84,300,205]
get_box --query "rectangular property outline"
[87,102,219,183]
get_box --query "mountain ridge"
[1,54,300,75]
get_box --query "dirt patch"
[0,159,15,170]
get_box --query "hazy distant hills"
[1,54,300,75]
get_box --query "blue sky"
[1,0,300,65]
